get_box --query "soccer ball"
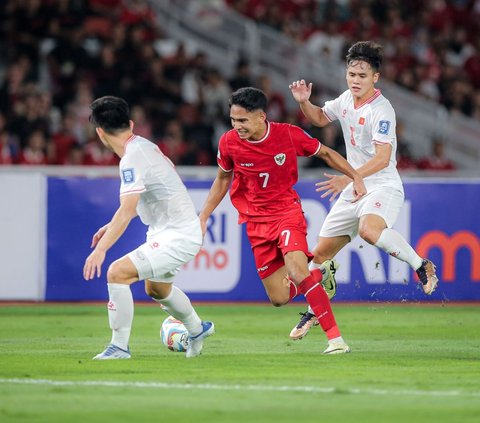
[160,316,189,352]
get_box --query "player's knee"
[145,283,170,299]
[107,262,128,284]
[145,284,156,298]
[359,226,377,245]
[269,296,288,307]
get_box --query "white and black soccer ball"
[160,316,189,352]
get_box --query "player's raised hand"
[91,224,109,248]
[289,79,312,104]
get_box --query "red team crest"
[274,153,286,165]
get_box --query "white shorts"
[319,188,404,239]
[128,225,202,283]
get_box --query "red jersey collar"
[246,121,270,143]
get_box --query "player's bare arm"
[91,223,109,248]
[198,168,233,236]
[316,142,391,202]
[314,144,366,202]
[83,193,139,280]
[353,142,392,177]
[289,80,330,127]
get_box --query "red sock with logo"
[298,272,340,340]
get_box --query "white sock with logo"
[107,283,134,351]
[375,228,423,270]
[154,286,202,337]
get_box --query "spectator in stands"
[51,112,79,164]
[18,129,49,165]
[229,58,253,91]
[176,102,215,165]
[418,139,456,171]
[257,74,287,122]
[395,122,418,171]
[83,136,118,166]
[130,105,153,140]
[64,142,86,165]
[157,119,188,165]
[0,111,19,164]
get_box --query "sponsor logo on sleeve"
[378,120,390,135]
[122,168,135,184]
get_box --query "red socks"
[298,272,340,340]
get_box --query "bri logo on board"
[176,189,241,293]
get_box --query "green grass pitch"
[0,302,479,423]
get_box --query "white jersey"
[323,89,403,201]
[119,135,199,236]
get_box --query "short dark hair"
[229,87,267,112]
[89,96,130,134]
[346,41,383,72]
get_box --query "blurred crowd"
[0,0,463,170]
[227,0,480,121]
[0,0,230,166]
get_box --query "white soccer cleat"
[93,344,131,360]
[186,321,215,358]
[320,259,339,300]
[323,341,351,355]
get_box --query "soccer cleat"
[289,311,318,340]
[323,341,351,355]
[321,259,339,300]
[92,344,131,360]
[416,259,438,295]
[186,321,215,358]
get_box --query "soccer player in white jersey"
[83,96,214,359]
[288,41,439,340]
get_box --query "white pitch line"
[1,378,479,398]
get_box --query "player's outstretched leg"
[186,321,215,358]
[93,344,131,360]
[297,267,350,354]
[416,259,438,295]
[289,259,339,340]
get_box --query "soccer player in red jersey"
[199,87,366,354]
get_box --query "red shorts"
[246,210,313,280]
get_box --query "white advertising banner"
[175,189,242,293]
[0,173,46,300]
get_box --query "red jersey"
[217,121,321,223]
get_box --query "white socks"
[154,286,202,337]
[375,228,423,270]
[107,283,134,351]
